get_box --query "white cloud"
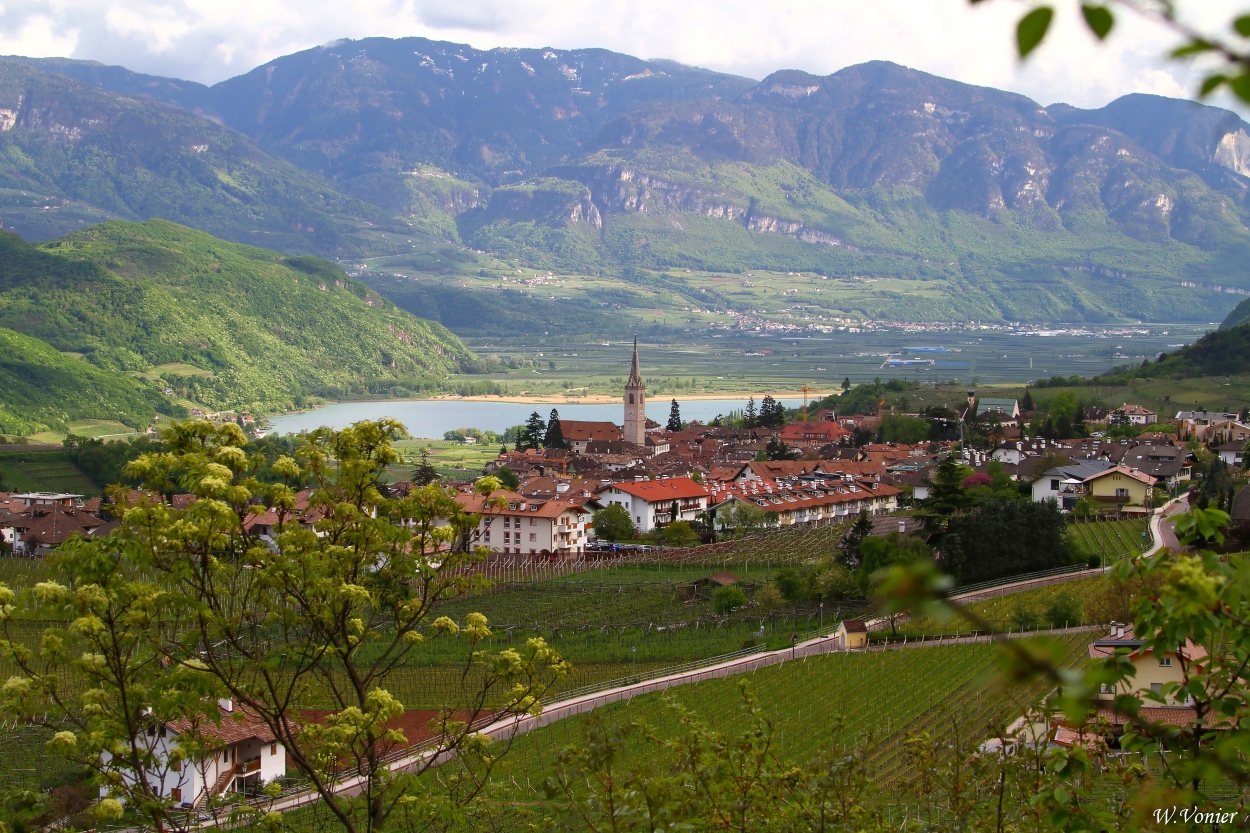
[0,0,1243,113]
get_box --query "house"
[558,420,624,454]
[1082,465,1156,508]
[836,619,868,649]
[969,394,1020,420]
[1216,440,1247,467]
[1,506,108,556]
[1030,459,1114,509]
[1175,409,1240,441]
[8,492,82,511]
[1118,445,1191,490]
[1117,404,1157,425]
[1090,624,1205,706]
[104,698,286,808]
[707,479,900,529]
[776,421,849,448]
[594,477,710,534]
[457,490,590,557]
[1203,420,1250,446]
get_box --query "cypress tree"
[522,411,546,450]
[667,399,682,431]
[543,408,566,449]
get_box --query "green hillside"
[0,326,162,435]
[0,220,475,416]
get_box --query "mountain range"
[3,39,1250,328]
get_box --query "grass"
[1069,517,1152,563]
[390,439,502,481]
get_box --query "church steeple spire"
[627,336,643,387]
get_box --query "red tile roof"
[598,477,709,502]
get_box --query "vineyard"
[1067,517,1152,563]
[481,633,1094,805]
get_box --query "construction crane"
[801,384,815,421]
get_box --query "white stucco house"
[104,698,286,809]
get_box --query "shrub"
[1044,591,1082,629]
[712,584,747,614]
[1008,600,1043,631]
[592,504,635,541]
[753,582,786,610]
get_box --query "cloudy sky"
[0,0,1241,109]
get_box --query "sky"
[0,0,1241,110]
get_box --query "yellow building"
[836,619,868,649]
[1082,464,1156,507]
[1090,624,1203,706]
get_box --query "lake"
[267,398,803,439]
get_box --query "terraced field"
[0,450,100,494]
[1068,517,1152,563]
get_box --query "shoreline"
[266,390,841,420]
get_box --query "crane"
[801,384,815,421]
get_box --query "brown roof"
[559,420,623,442]
[457,492,588,519]
[169,701,277,745]
[841,619,867,633]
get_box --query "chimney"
[219,697,234,713]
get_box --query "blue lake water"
[267,398,803,439]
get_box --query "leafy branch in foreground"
[1,419,569,833]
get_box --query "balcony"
[237,757,261,775]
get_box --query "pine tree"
[842,377,851,391]
[522,411,546,450]
[667,399,682,431]
[745,397,757,428]
[411,449,438,485]
[1020,388,1035,412]
[543,408,566,449]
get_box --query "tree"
[841,510,874,568]
[880,413,930,444]
[1020,387,1035,412]
[667,399,682,431]
[522,410,546,450]
[543,408,566,450]
[842,376,851,391]
[745,396,757,428]
[411,448,438,485]
[660,520,700,548]
[592,503,635,541]
[0,420,569,833]
[917,454,974,530]
[711,584,747,613]
[942,497,1070,584]
[495,464,520,491]
[764,436,799,460]
[758,395,785,428]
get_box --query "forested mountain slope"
[0,221,474,419]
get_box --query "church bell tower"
[624,337,646,446]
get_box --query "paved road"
[1151,493,1189,554]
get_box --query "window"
[271,743,278,755]
[224,749,232,763]
[1150,683,1163,694]
[529,517,536,526]
[629,394,634,404]
[171,788,182,804]
[172,759,181,772]
[1159,657,1172,667]
[1115,488,1129,499]
[529,533,537,542]
[1050,479,1060,490]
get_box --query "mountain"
[459,62,1250,323]
[0,59,416,256]
[14,47,1250,324]
[0,220,474,423]
[0,325,162,436]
